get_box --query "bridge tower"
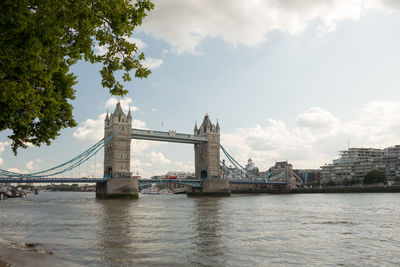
[194,114,220,179]
[96,102,138,199]
[191,114,230,196]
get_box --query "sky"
[2,0,400,178]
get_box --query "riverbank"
[0,238,70,267]
[292,185,400,193]
[229,184,400,194]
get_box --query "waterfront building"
[321,146,400,185]
[245,159,255,172]
[294,169,321,185]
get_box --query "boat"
[140,187,160,194]
[159,189,172,195]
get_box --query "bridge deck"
[0,177,286,186]
[0,177,107,183]
[132,128,208,144]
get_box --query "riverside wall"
[229,183,400,194]
[291,185,400,194]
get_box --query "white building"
[245,159,255,172]
[321,146,400,184]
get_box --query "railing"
[132,129,208,144]
[0,177,108,183]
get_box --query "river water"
[1,192,400,266]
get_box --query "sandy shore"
[0,259,10,267]
[0,245,56,267]
[0,238,81,267]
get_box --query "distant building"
[321,146,400,185]
[245,159,255,172]
[294,169,321,185]
[152,171,194,180]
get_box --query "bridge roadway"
[0,177,286,186]
[132,128,208,144]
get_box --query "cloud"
[133,119,146,129]
[73,113,147,142]
[74,97,145,142]
[296,107,340,136]
[221,101,400,170]
[73,113,106,142]
[25,160,40,171]
[142,57,163,69]
[151,108,158,112]
[140,0,394,54]
[95,36,147,56]
[0,141,9,166]
[173,160,193,172]
[148,151,171,165]
[7,168,25,174]
[105,97,138,113]
[124,37,148,50]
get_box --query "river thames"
[1,192,400,266]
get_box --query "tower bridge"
[96,102,229,198]
[0,102,299,197]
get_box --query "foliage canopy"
[0,0,153,154]
[364,169,386,184]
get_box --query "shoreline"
[0,260,10,267]
[229,185,400,194]
[0,238,65,267]
[291,185,400,194]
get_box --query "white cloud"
[173,161,193,172]
[74,97,145,142]
[142,57,163,69]
[148,151,171,165]
[73,113,106,142]
[133,119,146,129]
[221,101,400,170]
[96,36,147,56]
[0,141,9,154]
[73,113,147,142]
[7,168,25,174]
[25,160,39,171]
[0,141,9,166]
[124,37,148,50]
[296,107,340,136]
[151,108,158,113]
[140,0,395,54]
[105,97,138,113]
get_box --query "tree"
[327,180,335,186]
[0,0,154,154]
[364,170,386,184]
[342,178,350,186]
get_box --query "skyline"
[2,1,400,177]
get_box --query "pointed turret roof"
[216,119,220,130]
[201,113,212,129]
[105,110,110,121]
[194,121,198,132]
[127,106,132,119]
[113,102,124,116]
